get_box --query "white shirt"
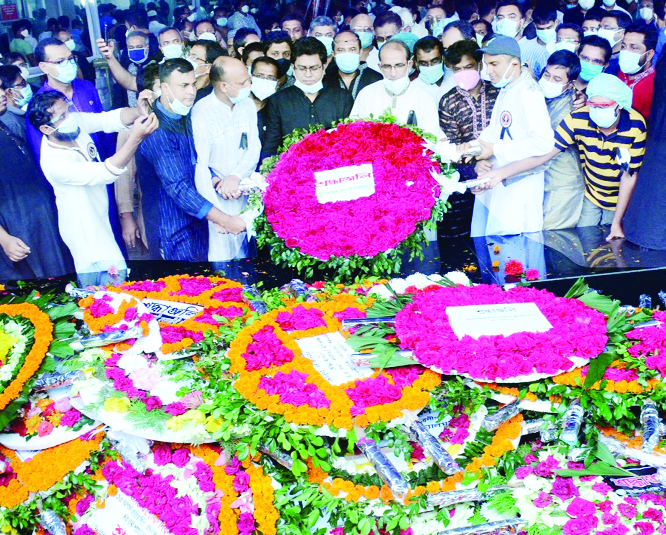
[351,79,442,138]
[366,47,381,73]
[411,24,428,38]
[471,68,554,237]
[149,20,167,36]
[191,91,260,262]
[412,69,456,107]
[604,3,631,15]
[39,109,128,273]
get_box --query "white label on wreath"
[446,302,553,340]
[142,299,203,324]
[83,491,171,535]
[296,332,373,385]
[418,409,451,437]
[314,163,375,204]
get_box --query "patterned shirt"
[554,106,647,210]
[438,81,499,145]
[137,101,212,262]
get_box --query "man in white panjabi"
[192,56,260,262]
[459,36,554,237]
[351,40,441,138]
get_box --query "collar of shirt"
[156,98,184,120]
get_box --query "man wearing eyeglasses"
[0,65,30,140]
[476,74,646,243]
[262,37,353,158]
[350,40,441,138]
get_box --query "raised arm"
[96,38,138,92]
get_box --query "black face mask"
[52,128,81,142]
[276,58,291,78]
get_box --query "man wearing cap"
[476,73,647,242]
[351,40,441,138]
[456,35,554,237]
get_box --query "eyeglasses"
[295,65,322,73]
[44,56,77,66]
[580,55,605,66]
[253,73,278,81]
[188,56,206,65]
[379,62,408,71]
[418,58,442,67]
[556,38,579,44]
[351,26,373,32]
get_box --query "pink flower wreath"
[394,285,608,382]
[261,121,441,261]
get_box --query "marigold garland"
[228,296,441,429]
[598,426,666,456]
[308,414,523,505]
[0,428,104,508]
[0,303,53,411]
[551,361,660,394]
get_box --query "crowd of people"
[0,0,663,284]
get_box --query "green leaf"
[583,351,615,388]
[564,277,588,299]
[367,353,417,369]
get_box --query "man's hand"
[96,38,115,60]
[120,212,140,248]
[573,89,586,110]
[472,169,505,194]
[222,215,246,234]
[1,236,30,262]
[216,175,242,200]
[213,223,229,233]
[137,89,155,116]
[130,113,159,140]
[606,222,625,242]
[474,159,493,175]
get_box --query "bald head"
[210,56,247,84]
[334,30,361,49]
[378,39,410,62]
[350,13,373,32]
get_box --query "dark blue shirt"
[137,101,213,262]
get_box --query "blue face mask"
[128,48,148,64]
[335,52,361,73]
[356,31,373,49]
[419,63,444,84]
[492,61,517,88]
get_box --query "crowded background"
[0,0,663,285]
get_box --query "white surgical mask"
[554,41,578,53]
[18,66,30,82]
[164,83,192,115]
[316,35,334,55]
[539,77,565,98]
[241,5,250,13]
[419,63,444,84]
[578,0,595,8]
[229,85,252,104]
[602,0,615,6]
[494,18,520,38]
[383,74,410,94]
[13,84,33,108]
[251,76,278,100]
[250,7,258,14]
[217,17,228,26]
[618,49,646,75]
[51,59,78,84]
[598,28,620,47]
[187,13,196,22]
[589,105,618,128]
[536,28,556,44]
[639,7,654,20]
[64,39,76,51]
[335,52,361,73]
[162,43,184,59]
[294,79,323,94]
[475,33,484,47]
[20,29,29,38]
[491,61,516,88]
[51,113,80,141]
[198,31,217,41]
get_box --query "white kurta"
[412,70,456,108]
[39,109,128,273]
[471,68,554,237]
[191,91,260,262]
[351,80,442,138]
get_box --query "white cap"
[147,10,157,16]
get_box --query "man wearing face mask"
[538,51,586,230]
[310,16,337,59]
[263,38,353,158]
[9,21,35,66]
[97,33,153,108]
[190,40,226,103]
[456,36,554,237]
[574,34,611,97]
[0,66,31,140]
[493,0,549,78]
[28,89,159,285]
[477,73,646,242]
[599,10,632,61]
[564,0,597,26]
[228,0,262,35]
[350,13,378,69]
[412,36,455,106]
[601,0,632,17]
[553,23,584,53]
[617,22,657,118]
[533,5,559,52]
[423,6,459,39]
[158,27,187,60]
[249,56,279,144]
[351,40,441,137]
[438,39,499,238]
[138,59,246,262]
[323,31,382,99]
[366,12,404,73]
[54,29,96,83]
[192,56,260,263]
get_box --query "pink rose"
[635,523,657,535]
[237,512,255,533]
[145,396,163,411]
[563,516,598,535]
[172,448,190,468]
[551,477,580,501]
[37,420,54,437]
[644,508,664,523]
[618,503,637,519]
[566,497,596,518]
[153,443,172,466]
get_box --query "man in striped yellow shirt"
[473,73,646,242]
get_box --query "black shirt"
[194,84,214,104]
[262,85,354,157]
[323,62,383,100]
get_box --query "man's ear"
[39,124,54,136]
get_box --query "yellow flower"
[205,417,223,433]
[181,409,205,423]
[0,330,17,364]
[166,416,183,431]
[103,397,131,413]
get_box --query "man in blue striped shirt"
[493,0,549,78]
[137,59,246,262]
